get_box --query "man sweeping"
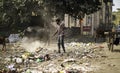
[53,18,66,53]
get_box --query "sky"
[112,0,120,12]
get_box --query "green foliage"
[112,15,116,21]
[43,0,102,19]
[112,10,120,25]
[0,0,105,35]
[0,0,43,33]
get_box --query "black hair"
[56,18,60,22]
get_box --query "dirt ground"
[0,35,120,73]
[48,42,120,73]
[93,44,120,73]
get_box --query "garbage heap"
[0,42,106,73]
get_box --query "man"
[53,18,66,53]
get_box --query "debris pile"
[0,42,106,73]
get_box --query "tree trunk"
[74,18,77,27]
[68,15,70,27]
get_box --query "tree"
[0,0,103,35]
[1,0,43,33]
[112,10,120,25]
[43,0,102,19]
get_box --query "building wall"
[82,0,113,36]
[65,14,80,27]
[64,0,113,36]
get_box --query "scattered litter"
[1,42,106,73]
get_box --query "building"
[64,0,113,36]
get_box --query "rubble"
[0,41,107,73]
[8,34,21,43]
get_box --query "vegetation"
[112,10,120,25]
[44,0,102,19]
[0,0,111,36]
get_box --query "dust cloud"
[20,37,45,52]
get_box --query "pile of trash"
[65,42,105,59]
[0,41,106,73]
[20,58,99,73]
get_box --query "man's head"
[56,18,61,25]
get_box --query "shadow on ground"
[112,49,120,53]
[66,35,106,43]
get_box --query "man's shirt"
[57,22,65,36]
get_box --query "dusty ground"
[0,35,120,73]
[94,44,120,73]
[49,36,120,73]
